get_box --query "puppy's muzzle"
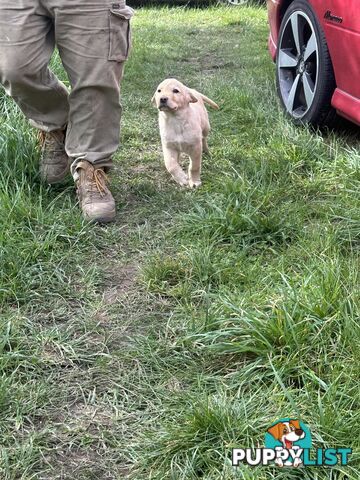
[295,429,304,437]
[158,96,177,112]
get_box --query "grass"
[0,4,359,479]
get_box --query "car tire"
[276,0,338,127]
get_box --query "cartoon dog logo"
[267,419,306,467]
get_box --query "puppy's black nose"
[295,429,304,436]
[160,97,168,104]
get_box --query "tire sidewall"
[276,0,334,125]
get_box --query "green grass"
[0,5,359,479]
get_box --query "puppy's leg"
[163,146,188,186]
[202,137,209,155]
[188,143,202,189]
[202,117,210,155]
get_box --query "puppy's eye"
[157,89,161,93]
[173,89,180,94]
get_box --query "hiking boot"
[75,161,116,223]
[39,128,69,184]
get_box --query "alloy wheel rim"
[278,11,319,119]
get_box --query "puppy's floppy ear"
[290,419,301,430]
[267,422,283,441]
[187,89,198,104]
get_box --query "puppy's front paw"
[171,173,188,187]
[189,180,202,189]
[177,177,189,187]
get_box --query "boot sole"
[86,210,116,224]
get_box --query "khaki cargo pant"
[0,0,134,175]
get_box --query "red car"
[267,0,360,126]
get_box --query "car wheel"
[276,0,337,126]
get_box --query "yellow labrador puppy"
[152,78,219,188]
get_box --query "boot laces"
[92,169,109,198]
[39,130,64,152]
[38,130,46,146]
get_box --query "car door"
[323,0,360,99]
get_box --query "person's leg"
[49,0,134,221]
[0,0,69,132]
[52,0,134,173]
[0,0,71,183]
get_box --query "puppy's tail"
[200,94,220,110]
[191,88,220,109]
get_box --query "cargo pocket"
[108,3,134,62]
